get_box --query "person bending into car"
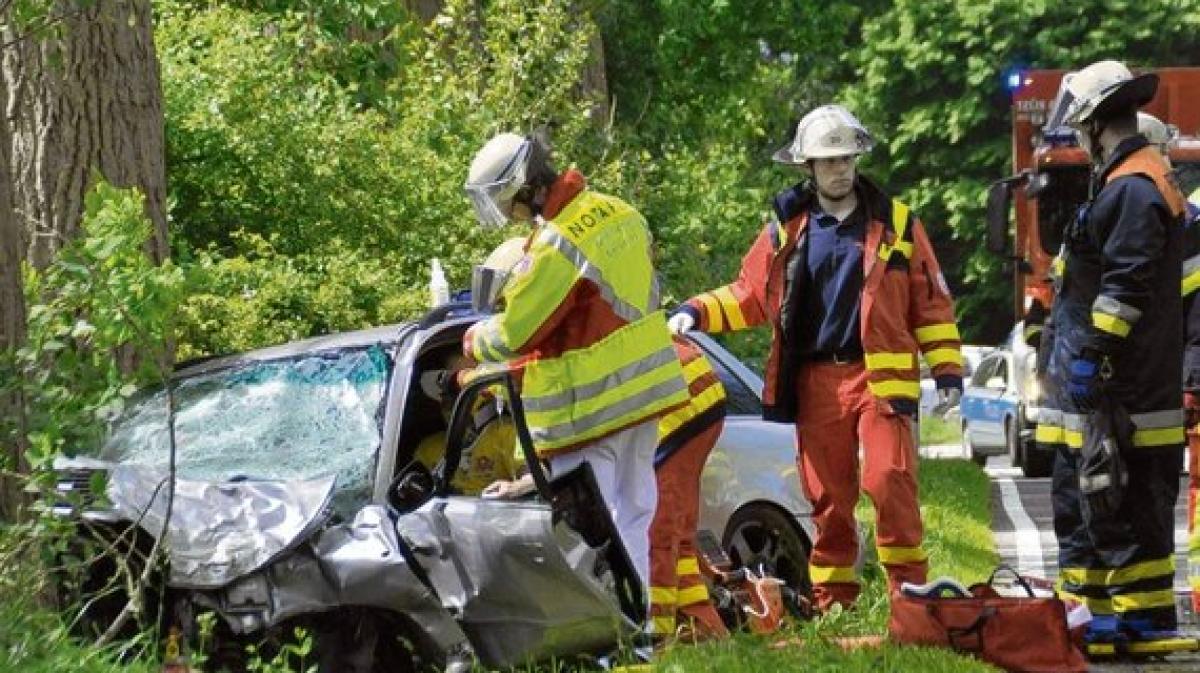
[668,105,964,612]
[461,131,689,589]
[412,353,523,497]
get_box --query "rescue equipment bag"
[888,566,1088,672]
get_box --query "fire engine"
[985,68,1200,477]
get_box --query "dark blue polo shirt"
[796,204,866,359]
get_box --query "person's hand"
[1185,391,1200,429]
[481,475,535,499]
[931,387,961,417]
[667,312,695,335]
[1068,353,1105,411]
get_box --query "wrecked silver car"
[54,305,817,671]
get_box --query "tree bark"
[0,0,168,515]
[4,0,168,269]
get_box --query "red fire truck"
[985,68,1200,477]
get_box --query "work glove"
[667,311,695,335]
[1067,351,1107,411]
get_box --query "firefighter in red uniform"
[648,337,729,639]
[668,105,964,611]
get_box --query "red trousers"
[1188,416,1200,613]
[649,420,728,637]
[796,361,927,610]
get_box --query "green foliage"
[843,0,1200,341]
[19,179,182,467]
[177,232,427,359]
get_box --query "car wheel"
[723,504,811,601]
[1006,417,1023,469]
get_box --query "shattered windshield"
[97,346,392,517]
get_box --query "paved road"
[980,454,1200,671]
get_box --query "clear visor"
[471,265,511,314]
[465,181,516,228]
[1043,73,1078,133]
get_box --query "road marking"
[996,476,1045,577]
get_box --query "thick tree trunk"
[0,0,168,514]
[4,0,168,269]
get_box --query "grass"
[654,458,999,672]
[918,414,962,447]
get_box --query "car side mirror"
[387,461,435,515]
[986,376,1006,390]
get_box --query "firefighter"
[667,104,965,611]
[648,337,729,640]
[461,131,689,588]
[1040,60,1189,644]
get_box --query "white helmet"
[773,104,874,165]
[464,133,533,228]
[471,237,527,314]
[1045,60,1157,131]
[1137,112,1178,149]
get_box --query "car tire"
[1005,417,1021,469]
[722,503,811,601]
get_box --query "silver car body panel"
[395,496,637,668]
[107,464,336,589]
[193,505,471,655]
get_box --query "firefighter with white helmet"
[669,104,964,611]
[1040,59,1190,649]
[462,131,689,592]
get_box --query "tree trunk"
[4,0,168,269]
[0,75,27,521]
[0,0,168,515]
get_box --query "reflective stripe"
[650,586,678,605]
[1092,312,1132,337]
[697,292,726,332]
[713,287,748,330]
[1060,558,1175,587]
[1184,254,1200,296]
[1112,589,1177,612]
[1132,426,1185,447]
[539,228,645,324]
[867,379,920,399]
[676,557,700,576]
[864,352,914,370]
[1092,294,1142,325]
[658,384,725,440]
[1034,422,1083,449]
[681,357,712,384]
[809,565,858,584]
[924,348,964,368]
[529,367,688,448]
[877,545,927,564]
[1131,409,1185,429]
[878,200,913,261]
[1057,589,1114,615]
[523,347,678,412]
[650,274,662,312]
[677,584,709,606]
[651,616,676,633]
[915,323,961,344]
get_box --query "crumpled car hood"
[107,464,335,589]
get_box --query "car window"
[706,353,762,416]
[996,358,1009,385]
[97,346,391,517]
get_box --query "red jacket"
[680,176,963,423]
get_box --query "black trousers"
[1051,442,1182,628]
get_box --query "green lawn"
[919,414,962,447]
[654,458,999,672]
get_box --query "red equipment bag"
[888,567,1087,672]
